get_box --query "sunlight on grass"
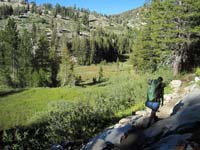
[0,87,86,129]
[0,63,174,130]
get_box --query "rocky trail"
[83,78,200,150]
[157,80,186,119]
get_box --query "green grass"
[0,63,130,130]
[0,87,89,129]
[116,102,145,118]
[0,63,174,130]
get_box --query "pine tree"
[33,33,51,86]
[49,46,60,87]
[31,23,37,45]
[168,0,200,75]
[98,66,103,82]
[58,41,73,86]
[18,30,32,87]
[89,33,96,64]
[150,0,200,75]
[131,0,200,74]
[0,30,6,85]
[3,18,19,87]
[79,37,90,65]
[130,4,157,71]
[71,35,80,59]
[82,12,89,26]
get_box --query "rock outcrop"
[83,80,200,150]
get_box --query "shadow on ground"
[0,89,27,97]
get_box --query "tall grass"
[1,66,174,149]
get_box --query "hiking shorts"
[145,101,160,111]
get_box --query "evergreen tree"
[0,30,6,85]
[31,23,37,45]
[149,0,200,75]
[82,12,89,26]
[130,5,156,71]
[131,0,200,74]
[71,35,80,58]
[3,18,19,87]
[79,37,90,65]
[89,33,96,64]
[49,45,60,87]
[58,41,74,86]
[0,5,13,18]
[18,30,32,87]
[98,66,103,82]
[33,33,51,86]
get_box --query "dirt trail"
[157,85,187,119]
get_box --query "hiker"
[145,76,165,126]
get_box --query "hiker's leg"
[148,110,156,126]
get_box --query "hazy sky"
[35,0,146,15]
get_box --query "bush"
[46,100,114,146]
[1,67,174,149]
[195,67,200,76]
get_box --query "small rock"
[164,94,173,101]
[135,110,147,117]
[114,123,124,128]
[145,107,152,114]
[170,80,182,89]
[119,118,131,125]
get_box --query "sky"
[34,0,146,15]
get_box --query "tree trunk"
[173,53,182,76]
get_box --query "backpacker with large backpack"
[145,78,162,111]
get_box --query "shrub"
[46,100,114,148]
[195,67,200,76]
[1,67,174,149]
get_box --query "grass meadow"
[0,62,129,129]
[0,62,173,131]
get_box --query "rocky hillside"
[0,1,142,41]
[110,7,144,29]
[0,0,27,7]
[83,76,200,150]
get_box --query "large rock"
[114,128,145,150]
[170,80,182,89]
[118,115,142,125]
[83,124,132,150]
[144,89,200,144]
[83,114,145,150]
[188,83,200,93]
[144,134,192,150]
[183,83,199,94]
[133,116,150,128]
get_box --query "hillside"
[0,0,27,8]
[0,1,144,90]
[110,7,144,29]
[0,1,142,38]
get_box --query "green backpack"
[147,79,160,101]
